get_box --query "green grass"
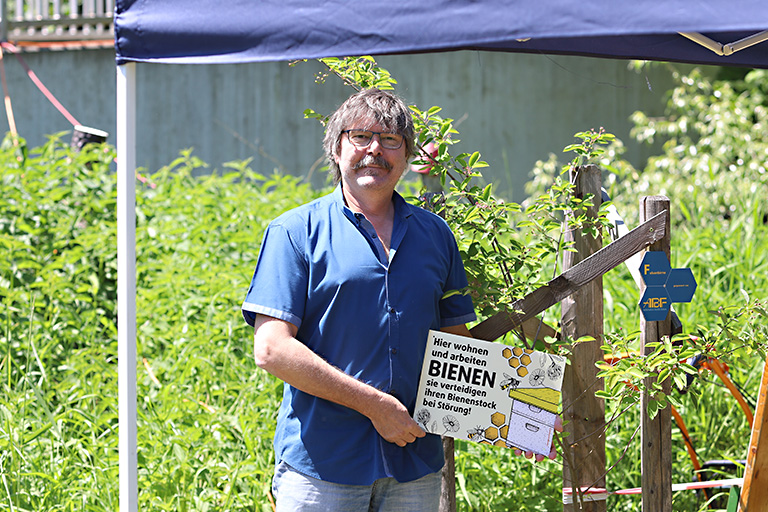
[1,135,767,511]
[0,139,319,511]
[597,203,767,512]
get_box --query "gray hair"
[323,88,417,184]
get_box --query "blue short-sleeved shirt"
[242,186,475,485]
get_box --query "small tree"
[306,57,768,512]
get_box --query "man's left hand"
[514,415,564,462]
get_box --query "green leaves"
[0,136,321,510]
[303,108,328,126]
[611,66,767,229]
[319,56,398,91]
[564,129,615,163]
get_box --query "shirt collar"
[334,184,412,224]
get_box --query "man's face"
[334,119,409,195]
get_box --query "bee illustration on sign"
[467,425,485,442]
[500,372,521,391]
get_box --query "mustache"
[353,155,392,171]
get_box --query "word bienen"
[427,359,496,388]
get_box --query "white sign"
[413,330,565,455]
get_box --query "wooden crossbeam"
[470,210,667,341]
[517,316,559,342]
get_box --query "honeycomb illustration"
[469,411,512,448]
[501,346,563,414]
[502,346,534,378]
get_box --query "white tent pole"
[116,61,138,512]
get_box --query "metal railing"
[1,0,114,43]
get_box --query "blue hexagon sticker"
[640,286,671,322]
[638,251,697,321]
[640,251,671,286]
[666,268,697,303]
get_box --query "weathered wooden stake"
[562,165,606,512]
[737,355,768,511]
[440,437,456,512]
[640,196,673,512]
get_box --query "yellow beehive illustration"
[509,387,560,413]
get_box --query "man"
[241,88,476,511]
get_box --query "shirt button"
[389,307,396,313]
[391,348,398,354]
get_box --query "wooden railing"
[1,0,113,43]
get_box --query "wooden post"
[440,437,456,512]
[737,355,768,511]
[640,196,672,512]
[561,165,606,512]
[428,194,457,512]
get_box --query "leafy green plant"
[0,134,325,510]
[604,66,767,229]
[1,134,120,511]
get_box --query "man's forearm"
[252,314,425,446]
[255,320,383,415]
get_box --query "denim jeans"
[272,460,441,512]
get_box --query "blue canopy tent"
[115,0,768,66]
[113,1,768,509]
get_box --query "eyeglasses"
[343,130,404,150]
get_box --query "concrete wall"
[1,48,678,201]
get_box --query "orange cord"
[706,358,754,427]
[671,406,702,474]
[0,41,80,126]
